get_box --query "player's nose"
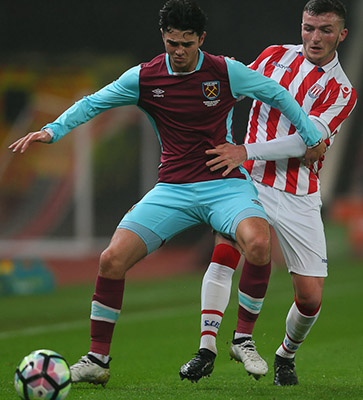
[311,29,321,42]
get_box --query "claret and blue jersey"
[137,50,242,183]
[44,49,322,184]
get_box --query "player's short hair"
[303,0,347,26]
[159,0,207,38]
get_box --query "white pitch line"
[0,304,197,340]
[0,320,89,340]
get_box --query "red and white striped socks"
[276,298,321,359]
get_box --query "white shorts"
[254,180,327,277]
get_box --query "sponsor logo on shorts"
[252,199,263,207]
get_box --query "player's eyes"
[166,40,194,48]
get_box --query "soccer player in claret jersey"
[180,0,357,386]
[10,0,325,387]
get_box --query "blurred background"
[0,0,361,293]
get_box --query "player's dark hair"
[159,0,207,37]
[303,0,347,26]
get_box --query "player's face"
[161,28,206,73]
[301,11,348,66]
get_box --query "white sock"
[234,332,252,341]
[200,262,235,354]
[88,352,109,364]
[276,301,320,359]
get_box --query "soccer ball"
[14,349,71,400]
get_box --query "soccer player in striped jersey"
[181,0,357,386]
[9,0,326,387]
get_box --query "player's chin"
[173,59,186,68]
[172,62,189,73]
[307,47,324,58]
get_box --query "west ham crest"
[202,81,220,100]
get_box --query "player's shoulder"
[324,55,355,92]
[202,51,227,65]
[259,44,297,57]
[250,44,299,68]
[320,58,357,105]
[139,53,166,72]
[331,62,354,87]
[200,51,231,74]
[332,64,357,102]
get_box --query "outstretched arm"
[9,130,52,154]
[9,65,141,153]
[226,58,322,148]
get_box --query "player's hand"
[206,143,247,177]
[8,130,52,153]
[303,140,327,167]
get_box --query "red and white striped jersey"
[243,44,357,195]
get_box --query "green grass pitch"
[1,251,362,398]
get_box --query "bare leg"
[71,228,147,386]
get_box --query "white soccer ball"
[14,349,71,399]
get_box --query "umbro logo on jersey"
[152,88,165,98]
[308,83,324,99]
[272,61,292,73]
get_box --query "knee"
[294,276,324,311]
[99,246,127,279]
[235,219,271,265]
[295,292,322,311]
[245,235,270,265]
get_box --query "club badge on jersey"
[202,81,221,107]
[308,83,324,99]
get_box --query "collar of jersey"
[165,49,204,75]
[296,44,339,73]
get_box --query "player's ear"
[160,28,167,45]
[198,31,206,47]
[339,28,348,44]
